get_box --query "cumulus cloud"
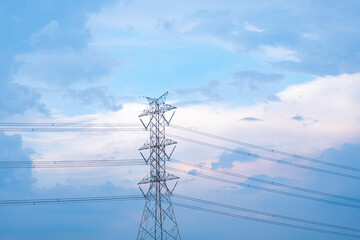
[23,73,360,189]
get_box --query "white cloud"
[244,22,264,33]
[19,73,360,191]
[84,0,360,76]
[257,45,301,62]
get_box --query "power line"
[168,134,360,180]
[0,159,146,169]
[4,158,358,206]
[2,122,357,172]
[0,123,141,127]
[0,195,143,206]
[172,202,360,239]
[167,167,360,209]
[170,159,360,203]
[173,194,360,233]
[0,127,144,132]
[0,122,143,132]
[5,158,359,208]
[6,158,359,207]
[170,124,360,173]
[2,193,359,238]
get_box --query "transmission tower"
[137,92,181,240]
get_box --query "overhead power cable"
[170,159,360,203]
[2,193,359,238]
[0,127,144,132]
[167,134,360,180]
[0,159,146,169]
[4,158,358,205]
[0,122,144,132]
[0,195,143,206]
[170,124,360,173]
[173,194,360,233]
[172,202,360,239]
[0,123,141,127]
[167,167,360,209]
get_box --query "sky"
[0,0,360,239]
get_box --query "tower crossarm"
[139,138,177,151]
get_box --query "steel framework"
[137,92,181,240]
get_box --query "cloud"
[258,45,301,63]
[171,80,221,105]
[301,33,320,41]
[212,150,258,169]
[232,70,284,90]
[266,94,281,102]
[30,20,60,45]
[87,0,360,75]
[0,1,120,120]
[0,132,34,194]
[14,47,121,87]
[0,181,142,239]
[244,22,264,33]
[28,71,350,190]
[19,73,360,191]
[0,83,49,119]
[67,87,123,111]
[170,72,360,167]
[3,72,358,239]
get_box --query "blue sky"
[1,0,360,239]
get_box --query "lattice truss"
[137,92,181,240]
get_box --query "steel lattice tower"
[137,92,181,240]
